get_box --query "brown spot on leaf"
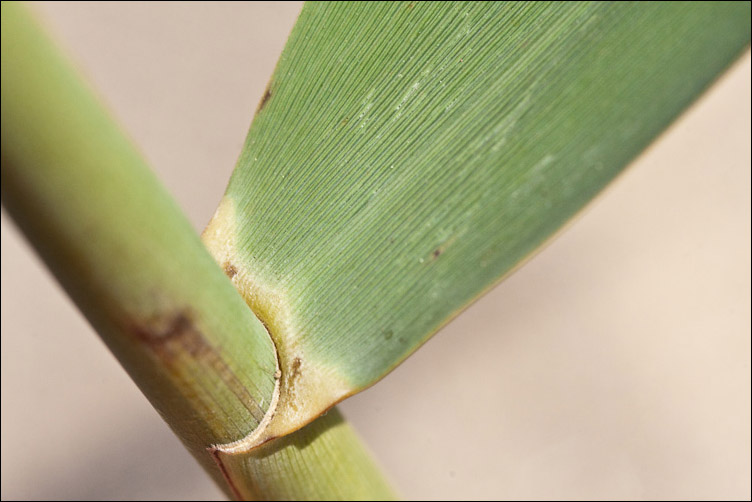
[291,357,302,379]
[429,236,456,262]
[257,85,272,113]
[282,357,305,405]
[223,262,238,279]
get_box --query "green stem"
[0,2,393,499]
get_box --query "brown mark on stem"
[129,309,266,423]
[130,310,203,359]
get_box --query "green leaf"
[203,1,750,445]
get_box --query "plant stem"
[0,3,393,499]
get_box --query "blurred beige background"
[1,2,750,500]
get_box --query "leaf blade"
[205,1,751,440]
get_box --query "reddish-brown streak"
[207,447,244,501]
